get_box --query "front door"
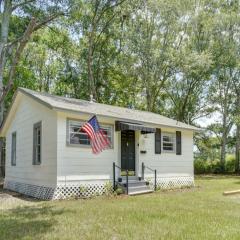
[121,130,135,176]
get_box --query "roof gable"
[0,89,53,136]
[0,91,23,136]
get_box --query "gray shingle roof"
[19,87,200,131]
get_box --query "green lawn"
[1,176,240,240]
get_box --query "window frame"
[66,118,114,149]
[11,131,16,166]
[33,121,42,165]
[161,132,176,153]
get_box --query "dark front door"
[121,130,135,176]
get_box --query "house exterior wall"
[4,94,58,199]
[138,127,194,189]
[3,94,194,200]
[54,112,119,198]
[54,111,194,199]
[138,128,193,175]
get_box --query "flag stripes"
[81,116,111,154]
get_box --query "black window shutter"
[176,131,182,155]
[155,128,161,154]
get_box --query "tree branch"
[33,12,64,32]
[12,0,35,11]
[0,18,37,103]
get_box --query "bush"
[211,160,222,174]
[225,155,235,173]
[194,155,236,174]
[194,159,206,174]
[115,187,123,195]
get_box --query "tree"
[75,0,128,100]
[233,73,240,173]
[208,1,240,171]
[0,0,71,177]
[0,0,71,120]
[124,0,187,112]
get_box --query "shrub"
[115,187,123,195]
[194,155,236,174]
[225,155,235,173]
[104,181,113,196]
[211,160,222,174]
[194,159,206,174]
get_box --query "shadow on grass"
[0,205,66,240]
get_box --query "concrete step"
[128,187,151,194]
[128,186,151,193]
[119,180,148,188]
[117,179,153,196]
[128,184,149,189]
[128,189,154,196]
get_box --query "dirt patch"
[0,181,40,210]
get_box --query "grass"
[1,176,240,240]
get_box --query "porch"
[113,162,157,195]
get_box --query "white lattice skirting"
[146,176,194,190]
[4,180,55,200]
[53,182,113,199]
[4,176,194,200]
[4,180,113,200]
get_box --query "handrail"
[113,162,129,194]
[114,163,122,170]
[145,165,155,172]
[142,162,157,191]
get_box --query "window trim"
[11,131,16,166]
[66,118,114,149]
[33,121,42,165]
[161,132,176,153]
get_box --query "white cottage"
[0,88,199,199]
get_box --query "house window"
[162,132,175,153]
[67,119,113,148]
[11,132,16,166]
[33,121,42,165]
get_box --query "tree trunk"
[87,30,97,101]
[146,88,152,111]
[220,113,227,172]
[0,0,12,179]
[235,92,240,173]
[0,0,12,122]
[236,124,240,173]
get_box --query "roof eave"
[0,87,202,137]
[52,106,200,131]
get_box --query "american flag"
[81,115,111,154]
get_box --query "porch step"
[128,189,154,196]
[128,185,152,193]
[119,181,148,188]
[117,179,153,196]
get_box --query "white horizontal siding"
[56,112,194,183]
[5,93,194,190]
[138,129,193,176]
[56,112,119,183]
[5,94,57,188]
